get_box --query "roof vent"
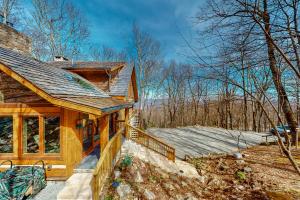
[54,56,69,62]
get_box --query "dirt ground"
[101,145,300,200]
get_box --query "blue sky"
[72,0,202,61]
[23,0,203,61]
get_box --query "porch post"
[100,115,109,152]
[125,108,129,138]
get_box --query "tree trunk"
[262,0,298,144]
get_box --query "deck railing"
[126,124,176,161]
[90,128,123,200]
[90,111,175,199]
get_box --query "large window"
[0,116,13,153]
[23,117,39,153]
[22,116,61,155]
[44,116,60,153]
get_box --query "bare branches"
[26,0,89,61]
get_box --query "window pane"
[44,116,60,153]
[0,117,13,153]
[23,117,39,153]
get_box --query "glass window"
[44,116,60,153]
[23,117,39,153]
[0,116,13,153]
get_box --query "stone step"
[57,173,93,200]
[73,168,94,173]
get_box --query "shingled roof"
[49,59,138,100]
[60,97,133,112]
[0,47,109,98]
[48,61,125,71]
[0,47,133,114]
[109,64,135,97]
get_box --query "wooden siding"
[99,115,109,152]
[73,71,110,91]
[0,104,68,180]
[70,70,120,92]
[127,78,135,102]
[63,109,83,177]
[0,105,86,180]
[0,71,47,103]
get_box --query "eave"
[0,63,103,116]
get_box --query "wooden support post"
[125,108,129,138]
[100,115,109,153]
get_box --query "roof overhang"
[0,62,103,116]
[64,63,124,72]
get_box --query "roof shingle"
[109,64,134,96]
[0,47,110,98]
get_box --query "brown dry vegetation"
[188,145,300,200]
[102,145,300,200]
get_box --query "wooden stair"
[129,111,140,139]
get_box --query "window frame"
[44,115,61,155]
[0,115,14,155]
[21,113,62,159]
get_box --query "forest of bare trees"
[1,0,300,174]
[136,0,300,173]
[3,0,299,135]
[2,0,299,135]
[140,0,300,137]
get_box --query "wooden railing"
[126,124,176,161]
[90,128,123,200]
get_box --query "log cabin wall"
[0,71,47,103]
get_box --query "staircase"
[129,111,140,139]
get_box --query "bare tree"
[89,44,127,61]
[0,0,21,25]
[25,0,89,61]
[131,24,163,127]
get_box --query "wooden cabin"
[0,24,138,180]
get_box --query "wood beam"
[100,115,109,153]
[125,108,129,138]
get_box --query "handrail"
[126,124,175,161]
[90,128,123,200]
